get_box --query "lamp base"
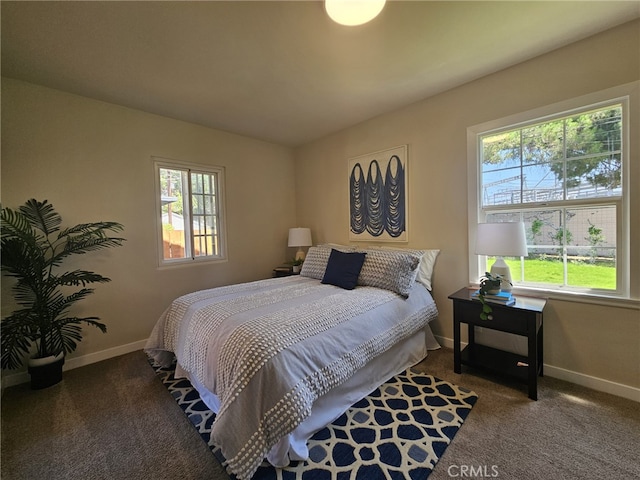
[489,257,512,292]
[295,248,306,261]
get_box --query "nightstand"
[273,266,296,277]
[448,287,546,400]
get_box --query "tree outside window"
[479,104,622,292]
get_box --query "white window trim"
[467,83,639,307]
[153,156,228,268]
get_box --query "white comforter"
[145,275,438,480]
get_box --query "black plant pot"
[28,353,65,390]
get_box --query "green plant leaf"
[53,270,111,287]
[19,199,62,237]
[1,314,36,369]
[1,199,124,369]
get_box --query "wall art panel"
[348,145,408,242]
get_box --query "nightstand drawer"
[273,267,295,277]
[455,300,529,335]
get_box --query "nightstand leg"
[453,313,461,374]
[538,321,544,377]
[528,321,538,401]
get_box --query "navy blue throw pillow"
[321,249,367,290]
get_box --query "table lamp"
[475,222,528,292]
[288,228,312,261]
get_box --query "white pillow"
[369,246,440,291]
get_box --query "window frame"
[467,85,634,302]
[153,157,228,268]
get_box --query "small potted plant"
[479,271,503,295]
[1,199,125,388]
[290,258,304,274]
[477,272,509,320]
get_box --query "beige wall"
[1,78,297,377]
[293,21,640,392]
[2,21,638,395]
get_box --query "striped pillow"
[299,246,330,280]
[356,248,421,297]
[369,246,440,291]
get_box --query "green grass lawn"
[502,257,616,290]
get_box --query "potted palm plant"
[1,199,125,389]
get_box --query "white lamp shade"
[475,222,528,257]
[288,228,312,247]
[325,0,386,26]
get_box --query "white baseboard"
[543,364,640,403]
[435,335,455,350]
[4,336,639,403]
[434,335,640,403]
[1,339,148,389]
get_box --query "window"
[468,90,630,298]
[154,158,227,266]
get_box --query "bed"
[145,245,440,480]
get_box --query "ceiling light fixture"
[325,0,386,26]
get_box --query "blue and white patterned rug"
[150,358,478,480]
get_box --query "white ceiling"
[2,1,639,147]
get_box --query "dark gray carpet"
[2,348,639,479]
[1,351,226,480]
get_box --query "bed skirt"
[177,324,441,468]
